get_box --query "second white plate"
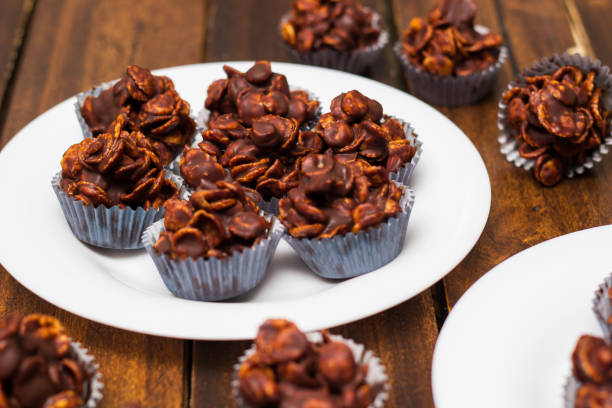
[433,225,612,407]
[0,62,490,340]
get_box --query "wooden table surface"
[1,0,611,406]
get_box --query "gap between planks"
[0,0,36,145]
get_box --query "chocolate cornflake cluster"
[281,0,381,53]
[61,116,179,209]
[80,65,196,164]
[0,313,88,408]
[571,335,612,407]
[184,76,416,205]
[279,150,403,239]
[238,319,375,408]
[400,0,503,76]
[315,90,416,173]
[153,181,270,260]
[204,61,320,127]
[504,65,610,186]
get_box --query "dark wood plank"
[0,0,206,147]
[436,0,612,307]
[391,0,516,311]
[0,0,33,109]
[0,0,206,406]
[192,1,439,407]
[573,0,612,61]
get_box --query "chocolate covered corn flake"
[279,150,403,239]
[572,335,612,384]
[570,335,612,407]
[204,61,319,129]
[503,65,610,186]
[153,181,269,260]
[0,313,88,408]
[315,90,416,173]
[238,319,375,408]
[281,0,381,53]
[80,65,195,163]
[61,116,179,209]
[400,0,503,76]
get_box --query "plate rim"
[431,224,612,407]
[0,61,491,340]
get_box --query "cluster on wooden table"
[1,0,612,407]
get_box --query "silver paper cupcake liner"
[394,25,508,106]
[280,10,389,74]
[563,375,581,408]
[283,185,415,279]
[232,331,389,408]
[142,216,285,301]
[259,196,279,215]
[74,80,117,140]
[70,340,104,407]
[51,172,183,250]
[498,53,612,179]
[592,273,612,341]
[383,116,423,186]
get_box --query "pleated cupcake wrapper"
[383,116,423,186]
[232,332,389,408]
[592,273,612,341]
[279,10,389,74]
[563,375,581,408]
[394,25,508,107]
[142,216,285,301]
[52,172,183,250]
[70,339,104,407]
[259,196,279,215]
[284,185,415,279]
[75,80,117,139]
[498,53,612,178]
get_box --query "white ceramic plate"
[0,62,490,340]
[432,225,612,407]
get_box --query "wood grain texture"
[434,0,612,307]
[2,0,611,406]
[0,0,206,406]
[573,0,612,61]
[0,0,33,111]
[391,0,517,311]
[191,1,439,407]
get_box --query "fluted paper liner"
[259,196,280,216]
[70,340,103,407]
[75,80,117,140]
[394,25,508,106]
[498,53,612,179]
[283,185,415,279]
[563,375,580,408]
[232,332,389,408]
[279,10,388,74]
[52,172,183,250]
[142,216,284,301]
[592,273,612,341]
[384,116,423,186]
